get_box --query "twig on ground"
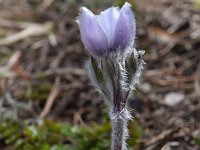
[0,22,53,46]
[40,76,60,118]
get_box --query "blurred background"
[0,0,200,149]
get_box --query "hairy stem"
[110,109,130,150]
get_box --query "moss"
[0,116,143,150]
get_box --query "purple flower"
[77,2,136,56]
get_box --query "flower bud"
[77,2,136,57]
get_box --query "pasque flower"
[77,2,136,56]
[77,2,144,150]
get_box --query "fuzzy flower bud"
[77,2,136,56]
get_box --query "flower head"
[77,2,136,57]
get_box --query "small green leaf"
[90,56,105,85]
[194,136,200,146]
[126,54,137,83]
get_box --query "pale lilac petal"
[97,7,120,47]
[78,7,109,56]
[114,2,136,50]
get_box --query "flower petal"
[97,7,120,48]
[114,2,136,50]
[78,7,109,56]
